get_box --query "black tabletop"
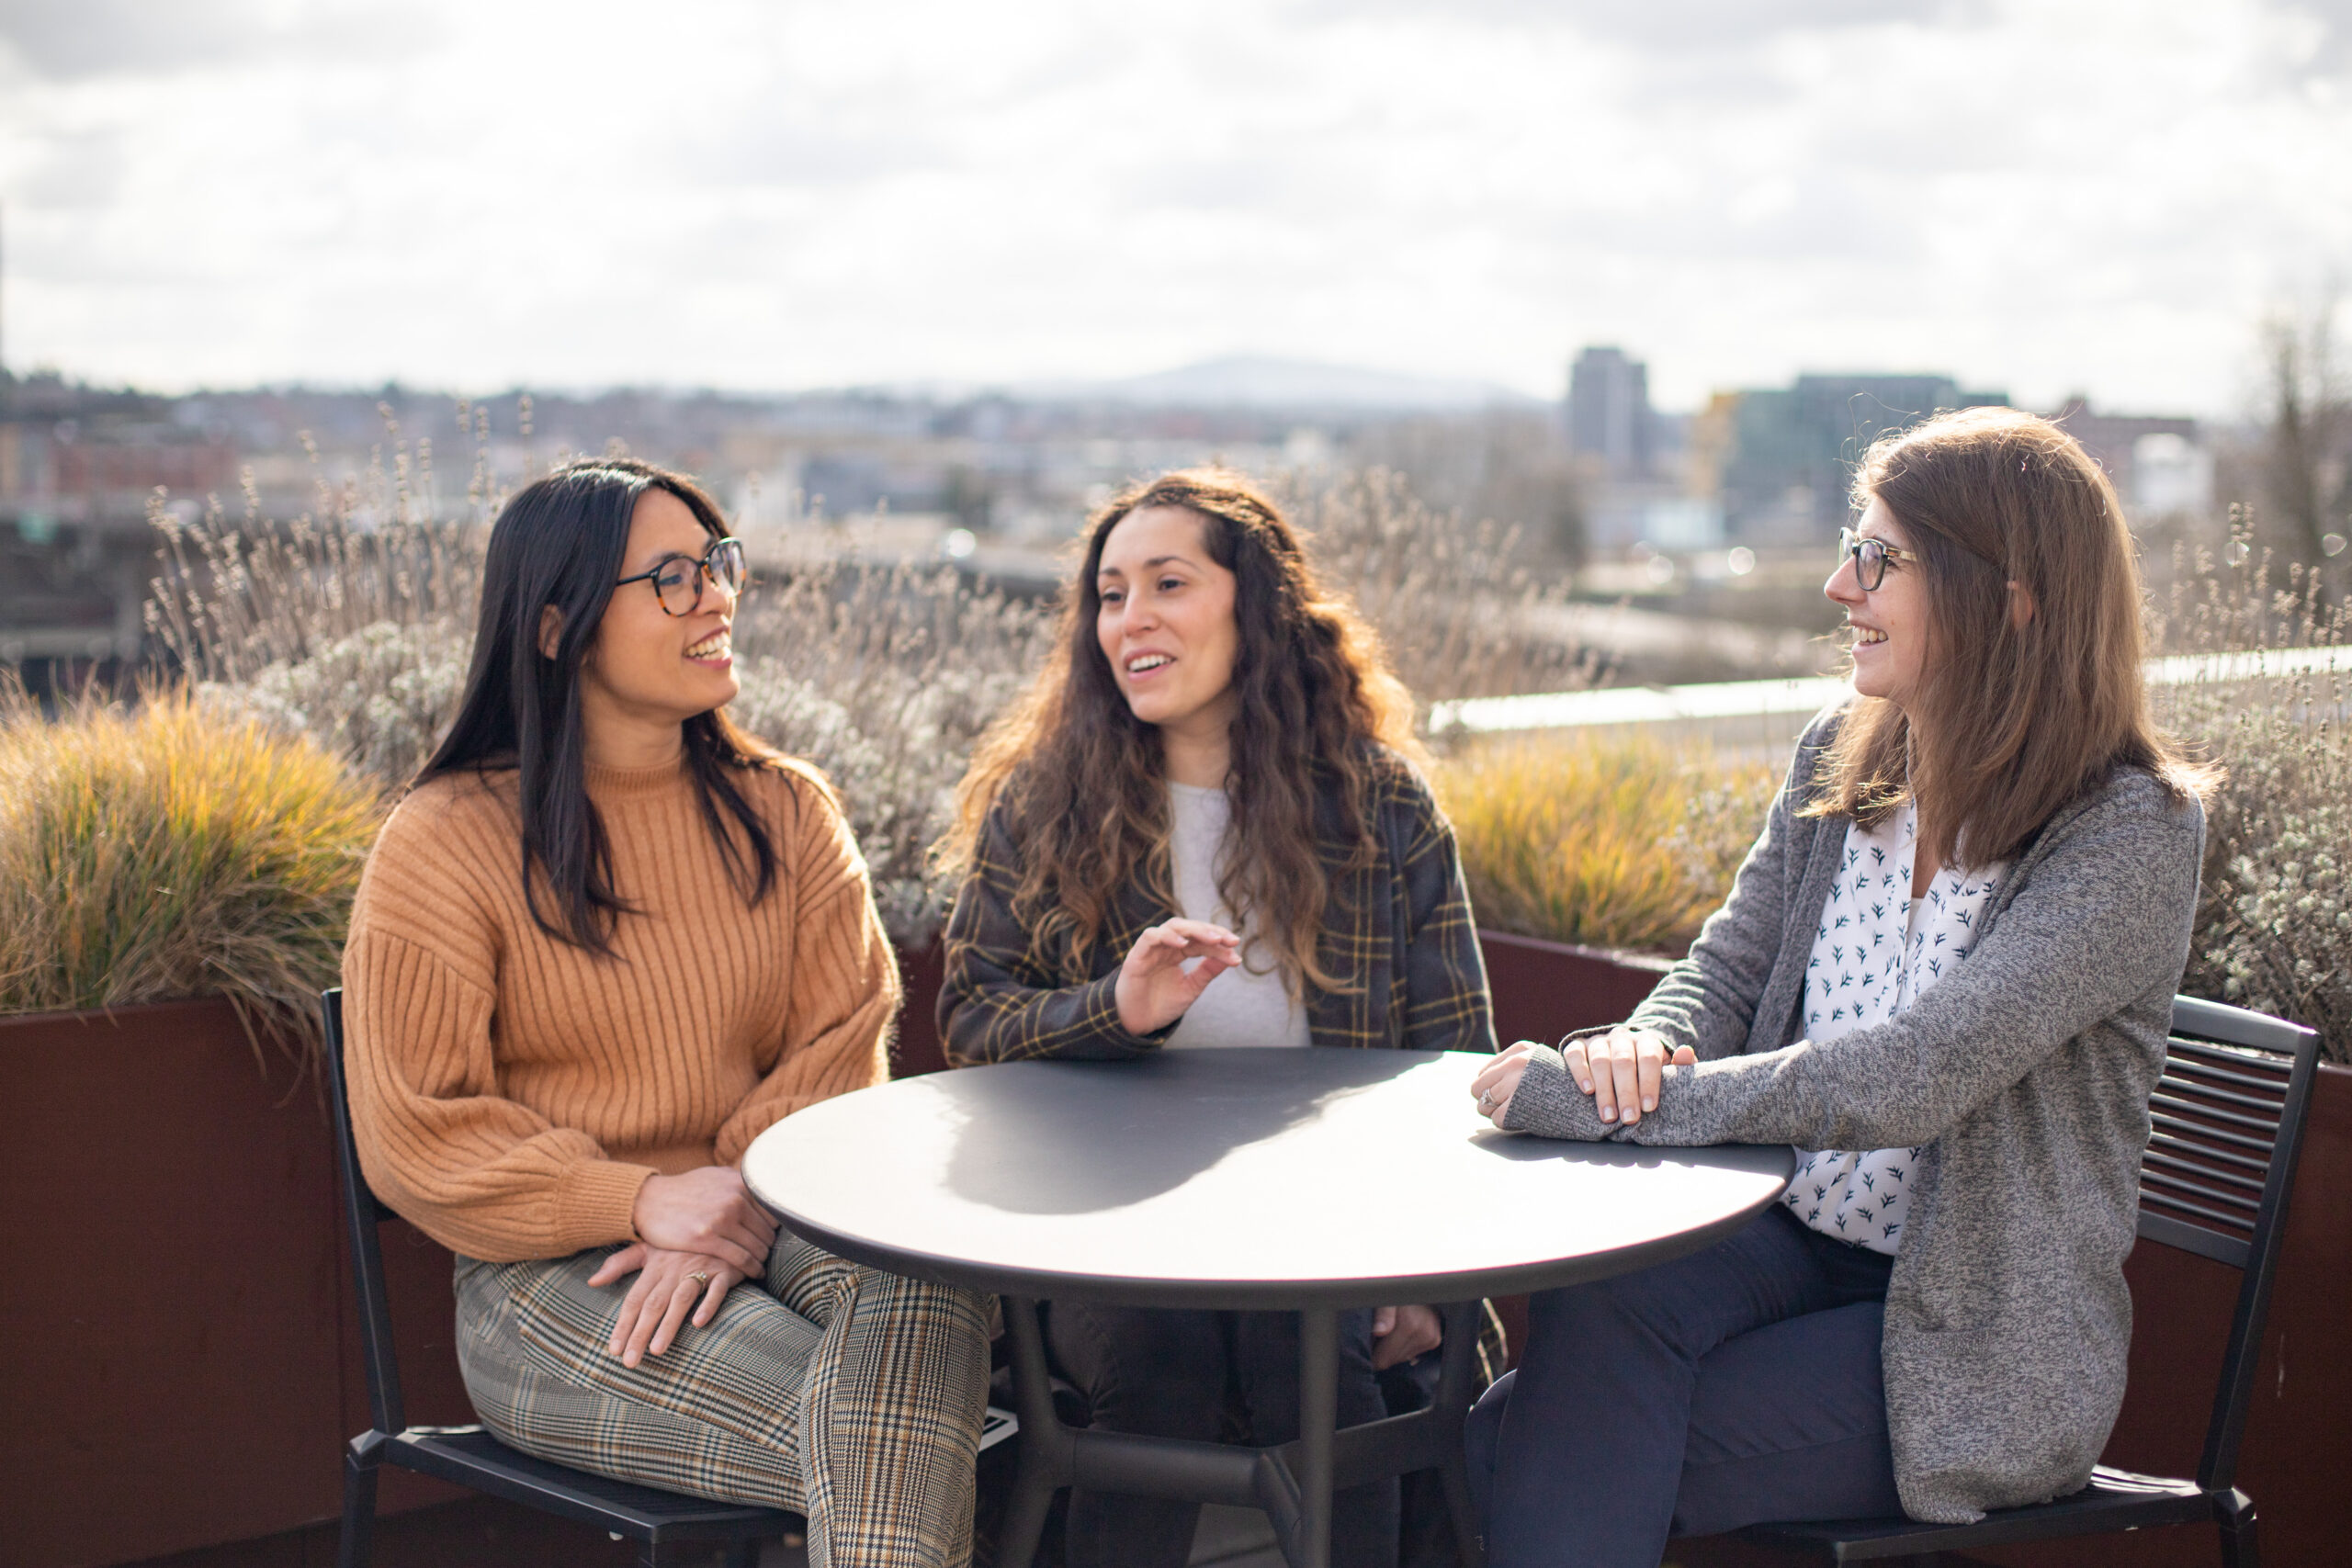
[743,1048,1794,1310]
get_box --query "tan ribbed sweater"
[343,753,898,1263]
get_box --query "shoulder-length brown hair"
[939,468,1421,990]
[1805,406,2210,868]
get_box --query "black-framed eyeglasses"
[615,536,746,616]
[1839,527,1918,592]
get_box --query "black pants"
[1045,1301,1400,1568]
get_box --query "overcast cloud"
[1,0,2347,411]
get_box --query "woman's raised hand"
[629,1166,778,1277]
[1114,918,1243,1035]
[1471,1030,1695,1129]
[589,1243,746,1367]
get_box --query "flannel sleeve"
[937,804,1173,1066]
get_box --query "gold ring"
[687,1270,711,1288]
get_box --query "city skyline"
[3,0,2349,414]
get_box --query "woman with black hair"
[343,458,989,1568]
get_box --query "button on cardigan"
[1503,707,2205,1526]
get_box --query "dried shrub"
[160,453,1584,948]
[1289,468,1594,705]
[201,620,473,787]
[726,556,1051,944]
[2154,516,2352,1060]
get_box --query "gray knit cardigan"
[1502,708,2205,1525]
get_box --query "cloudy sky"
[2,0,2348,412]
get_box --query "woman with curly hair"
[936,468,1497,1568]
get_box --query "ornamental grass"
[0,687,380,1056]
[1434,736,1781,956]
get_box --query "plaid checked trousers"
[455,1235,990,1568]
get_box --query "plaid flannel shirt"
[938,750,1496,1064]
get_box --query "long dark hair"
[1804,407,2211,866]
[941,468,1421,991]
[416,457,781,954]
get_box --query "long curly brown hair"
[940,468,1421,991]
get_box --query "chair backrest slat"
[2157,1076,2292,1116]
[322,988,407,1437]
[2139,1182,2260,1230]
[2147,1131,2269,1179]
[2137,995,2321,1494]
[2148,1089,2288,1138]
[2149,1108,2276,1157]
[2159,1053,2295,1095]
[2143,1145,2267,1194]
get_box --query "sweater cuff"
[1501,1045,1619,1143]
[554,1159,657,1253]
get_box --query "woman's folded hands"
[594,1165,783,1365]
[1472,1028,1696,1131]
[593,1242,746,1367]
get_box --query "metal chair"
[322,988,802,1568]
[1740,994,2321,1567]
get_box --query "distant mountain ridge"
[1023,355,1541,412]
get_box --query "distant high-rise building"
[1567,346,1656,478]
[1716,374,2009,543]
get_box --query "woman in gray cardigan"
[1463,408,2212,1567]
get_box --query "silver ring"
[1477,1089,1497,1113]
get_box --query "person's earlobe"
[2006,580,2037,630]
[537,604,564,660]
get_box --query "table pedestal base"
[997,1297,1486,1568]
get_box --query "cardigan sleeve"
[1505,772,2205,1151]
[716,774,897,1163]
[343,805,653,1262]
[937,802,1173,1066]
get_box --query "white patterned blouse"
[1782,799,2008,1255]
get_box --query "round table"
[742,1048,1793,1568]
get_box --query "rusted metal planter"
[0,998,474,1568]
[5,940,2344,1568]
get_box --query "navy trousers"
[1466,1206,1904,1568]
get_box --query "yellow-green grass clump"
[0,690,381,1051]
[1436,735,1781,956]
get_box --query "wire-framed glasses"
[1838,527,1917,592]
[615,536,746,616]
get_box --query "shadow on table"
[1464,1129,1677,1168]
[941,1048,1425,1215]
[1469,1128,1796,1179]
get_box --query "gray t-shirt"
[1164,781,1312,1050]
